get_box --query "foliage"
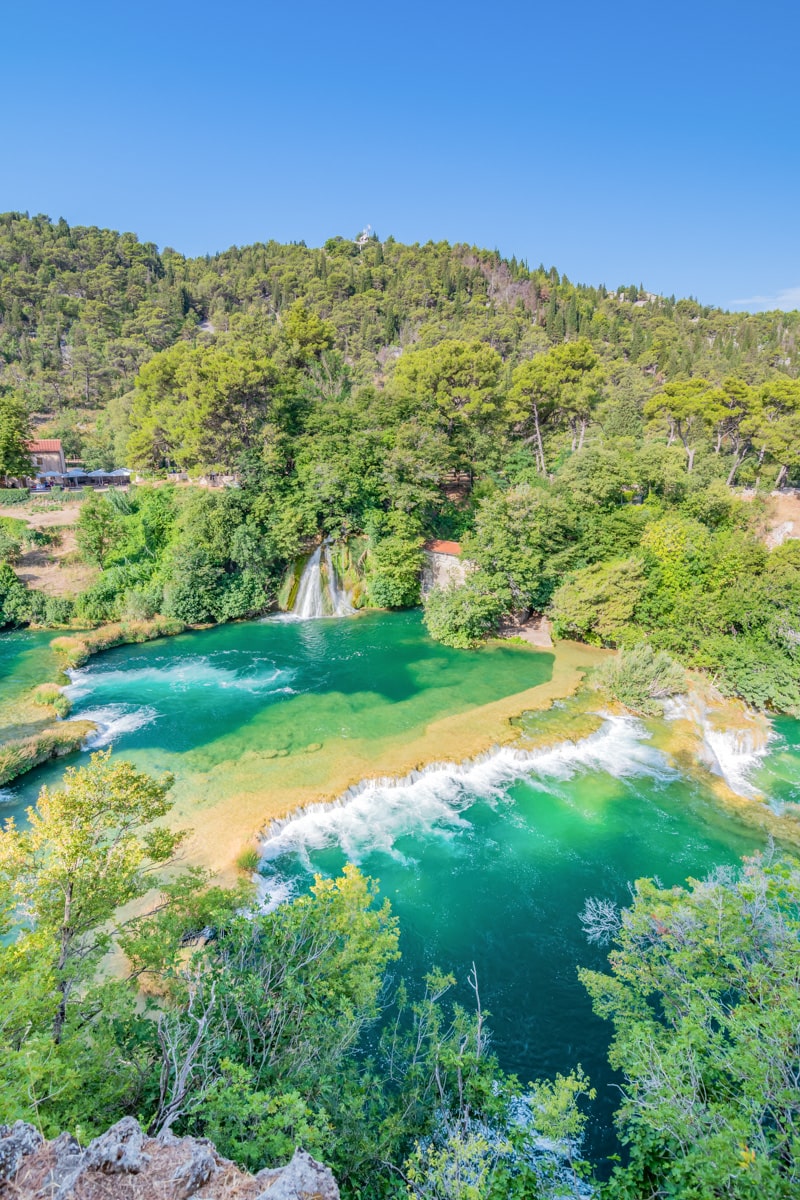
[31,682,72,718]
[367,515,425,608]
[581,854,800,1199]
[0,390,32,483]
[598,644,687,716]
[0,487,30,504]
[0,750,179,1044]
[2,213,800,711]
[0,560,31,627]
[423,574,507,648]
[0,721,94,787]
[75,493,124,566]
[549,558,647,645]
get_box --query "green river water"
[2,612,799,1166]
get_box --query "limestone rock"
[1,1117,340,1199]
[82,1116,150,1174]
[0,1122,43,1184]
[256,1148,341,1199]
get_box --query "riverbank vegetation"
[1,751,797,1197]
[1,212,799,718]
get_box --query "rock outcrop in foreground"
[0,1117,340,1199]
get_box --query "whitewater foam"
[663,695,770,799]
[65,656,293,700]
[257,716,671,896]
[72,704,159,748]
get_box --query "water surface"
[2,613,797,1168]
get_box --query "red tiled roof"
[425,540,462,556]
[26,439,63,452]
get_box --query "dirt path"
[743,489,800,548]
[3,498,98,596]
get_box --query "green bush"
[43,595,76,627]
[0,561,31,627]
[598,644,687,716]
[423,574,506,648]
[367,535,424,608]
[75,575,123,624]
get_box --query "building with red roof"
[26,439,66,474]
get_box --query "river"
[1,611,798,1166]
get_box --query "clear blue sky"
[2,1,797,311]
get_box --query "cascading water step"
[291,543,355,618]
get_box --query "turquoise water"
[0,612,554,828]
[2,613,798,1165]
[259,712,771,1165]
[0,627,61,709]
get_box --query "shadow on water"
[46,612,553,754]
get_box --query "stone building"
[26,438,66,474]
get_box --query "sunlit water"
[2,612,799,1167]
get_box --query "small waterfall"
[324,544,354,616]
[291,544,354,619]
[663,693,770,799]
[292,546,326,619]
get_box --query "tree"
[423,573,507,648]
[463,485,577,612]
[368,533,425,608]
[128,342,279,473]
[0,561,31,627]
[754,376,800,488]
[0,750,179,1044]
[0,390,32,484]
[705,377,757,485]
[644,377,722,473]
[390,340,504,468]
[280,300,336,367]
[549,557,647,645]
[581,854,800,1198]
[509,340,603,474]
[76,493,124,566]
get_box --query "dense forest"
[1,211,799,713]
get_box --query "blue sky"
[2,1,798,311]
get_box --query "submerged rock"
[1,1117,339,1199]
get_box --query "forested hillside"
[1,211,800,714]
[3,210,799,434]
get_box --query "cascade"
[324,544,354,615]
[291,544,354,618]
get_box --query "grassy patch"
[0,721,95,786]
[52,617,186,668]
[235,845,261,873]
[31,683,72,718]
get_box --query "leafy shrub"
[75,574,123,624]
[0,526,22,562]
[0,561,31,627]
[549,558,647,645]
[43,595,75,626]
[367,534,424,608]
[423,574,506,648]
[599,644,687,716]
[121,584,162,621]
